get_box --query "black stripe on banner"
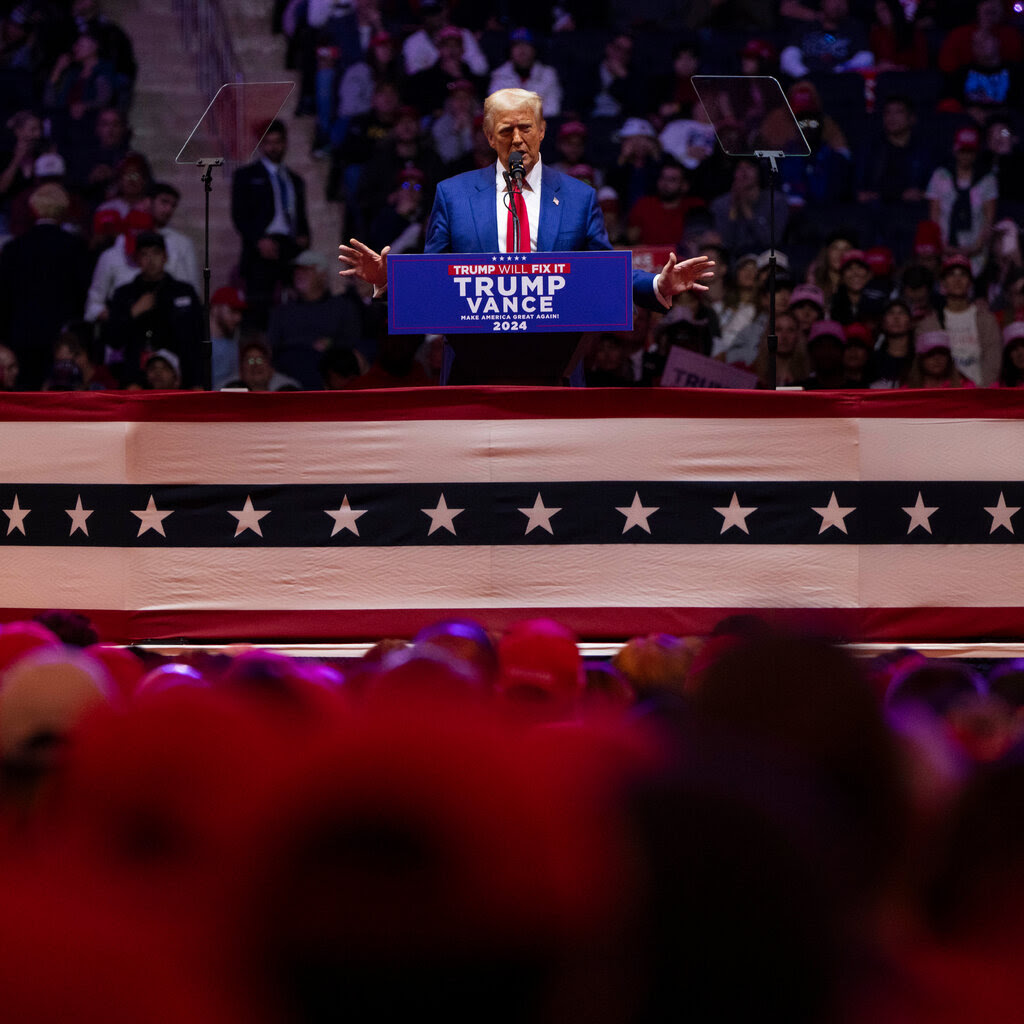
[0,483,1021,547]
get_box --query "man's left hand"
[655,253,715,304]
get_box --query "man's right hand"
[131,292,156,318]
[338,238,391,291]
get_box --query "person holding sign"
[338,88,714,311]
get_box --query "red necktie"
[505,187,530,252]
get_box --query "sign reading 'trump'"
[387,251,632,334]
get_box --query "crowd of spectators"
[2,608,1024,1021]
[3,0,1024,391]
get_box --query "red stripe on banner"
[3,606,1021,645]
[3,388,1024,424]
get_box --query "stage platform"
[2,386,1024,645]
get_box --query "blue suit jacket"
[423,164,661,310]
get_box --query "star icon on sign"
[66,495,93,537]
[714,492,757,535]
[903,492,938,535]
[228,495,270,538]
[985,491,1020,535]
[422,493,463,536]
[811,492,855,535]
[131,494,173,537]
[616,492,658,534]
[519,492,561,535]
[3,494,30,536]
[325,495,367,537]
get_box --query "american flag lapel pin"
[553,196,559,205]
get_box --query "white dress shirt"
[493,157,542,253]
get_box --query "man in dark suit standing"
[339,87,714,381]
[231,119,310,327]
[0,183,90,390]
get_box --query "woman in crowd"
[903,329,974,388]
[0,110,46,225]
[998,321,1024,387]
[752,310,808,388]
[993,268,1024,327]
[841,323,878,387]
[925,125,997,279]
[43,33,115,150]
[807,230,856,312]
[872,299,917,388]
[713,252,760,359]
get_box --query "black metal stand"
[196,157,223,392]
[755,150,784,391]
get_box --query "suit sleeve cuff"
[653,273,671,309]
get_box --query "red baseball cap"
[741,38,776,61]
[865,246,894,276]
[496,618,582,712]
[843,322,873,347]
[954,125,980,151]
[941,253,973,277]
[211,286,247,310]
[913,220,942,257]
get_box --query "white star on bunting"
[66,495,93,536]
[903,492,938,535]
[229,495,270,538]
[812,492,855,535]
[325,495,368,537]
[985,492,1020,535]
[519,492,561,535]
[422,494,463,536]
[616,492,658,534]
[131,495,173,537]
[714,492,757,535]
[3,494,30,536]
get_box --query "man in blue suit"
[339,88,714,379]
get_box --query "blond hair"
[483,88,544,134]
[28,183,70,221]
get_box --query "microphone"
[509,150,526,187]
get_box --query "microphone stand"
[503,169,523,251]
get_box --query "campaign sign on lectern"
[387,250,633,335]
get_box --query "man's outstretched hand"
[338,238,390,290]
[655,252,716,303]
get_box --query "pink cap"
[916,330,951,355]
[840,248,870,270]
[790,283,825,309]
[1003,321,1024,348]
[808,319,845,344]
